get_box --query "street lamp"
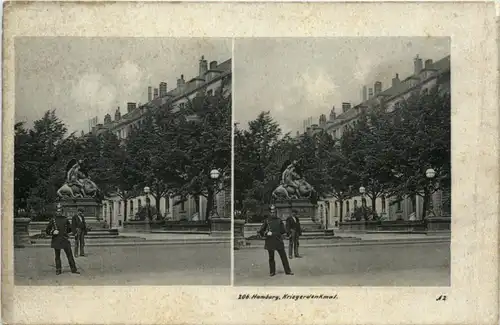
[425,168,436,218]
[144,186,152,221]
[359,186,367,220]
[210,169,220,219]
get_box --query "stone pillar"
[14,217,32,248]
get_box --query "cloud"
[117,60,144,94]
[70,73,117,122]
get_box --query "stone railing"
[122,220,164,233]
[426,216,451,235]
[233,219,246,249]
[210,218,231,237]
[338,221,381,232]
[14,218,31,248]
[243,223,262,238]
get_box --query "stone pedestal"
[14,218,32,248]
[426,216,451,235]
[210,218,231,237]
[274,199,322,232]
[233,219,246,249]
[59,198,105,230]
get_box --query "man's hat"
[77,207,84,213]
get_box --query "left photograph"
[13,37,232,285]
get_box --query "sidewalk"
[243,231,450,249]
[27,231,230,247]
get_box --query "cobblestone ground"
[15,243,231,285]
[234,242,450,286]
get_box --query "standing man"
[72,207,88,257]
[258,206,294,277]
[45,209,79,275]
[286,209,302,259]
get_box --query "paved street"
[234,242,450,286]
[15,243,231,285]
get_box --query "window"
[130,200,134,214]
[207,89,213,96]
[396,198,402,212]
[138,199,142,208]
[118,201,122,215]
[381,196,386,212]
[179,103,185,110]
[181,200,185,211]
[346,201,350,216]
[411,195,416,213]
[166,197,170,212]
[354,200,358,208]
[334,202,338,217]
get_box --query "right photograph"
[233,37,451,286]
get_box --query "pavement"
[14,243,231,285]
[234,241,450,286]
[28,231,230,247]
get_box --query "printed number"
[436,295,447,301]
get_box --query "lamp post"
[425,168,436,218]
[359,186,367,220]
[144,186,151,221]
[209,169,220,219]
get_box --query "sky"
[234,37,450,134]
[15,37,232,134]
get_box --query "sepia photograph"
[233,37,452,286]
[3,2,498,325]
[13,37,232,285]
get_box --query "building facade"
[303,54,451,224]
[88,56,232,227]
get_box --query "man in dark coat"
[258,208,294,277]
[45,211,79,275]
[286,209,302,259]
[72,207,88,257]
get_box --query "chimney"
[104,113,112,124]
[374,81,382,95]
[115,107,121,121]
[306,127,312,135]
[342,102,351,113]
[425,59,433,69]
[153,88,159,98]
[199,55,208,76]
[148,86,152,102]
[159,82,167,97]
[329,107,336,121]
[368,88,374,98]
[362,86,368,101]
[392,73,401,87]
[127,102,136,113]
[414,54,423,75]
[209,61,218,70]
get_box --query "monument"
[56,158,104,229]
[270,160,323,232]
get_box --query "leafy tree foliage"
[234,85,450,221]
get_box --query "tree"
[23,110,68,211]
[171,87,232,219]
[234,111,283,214]
[381,86,451,219]
[125,114,174,214]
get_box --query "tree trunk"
[194,195,200,213]
[206,189,214,220]
[155,195,161,218]
[123,199,128,222]
[339,199,344,223]
[421,189,429,220]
